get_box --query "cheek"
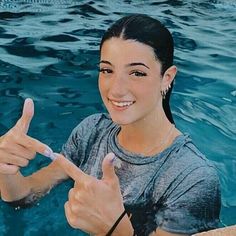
[98,77,107,99]
[98,76,104,93]
[139,83,161,104]
[139,81,160,96]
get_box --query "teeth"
[111,100,134,107]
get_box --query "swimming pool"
[0,0,235,235]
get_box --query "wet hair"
[100,14,175,124]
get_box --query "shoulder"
[154,134,220,198]
[153,135,221,233]
[178,134,219,181]
[61,113,114,165]
[71,113,113,139]
[171,134,216,170]
[164,134,221,205]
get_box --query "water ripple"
[173,31,197,51]
[68,3,107,17]
[42,34,79,42]
[0,11,36,19]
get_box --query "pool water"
[0,0,235,235]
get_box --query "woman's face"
[98,37,164,125]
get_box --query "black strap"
[105,209,127,236]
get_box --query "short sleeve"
[155,166,221,234]
[60,114,103,166]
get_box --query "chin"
[109,112,142,126]
[110,116,130,125]
[105,103,142,126]
[108,112,130,125]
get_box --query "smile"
[109,99,135,108]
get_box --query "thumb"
[15,98,34,133]
[102,153,117,181]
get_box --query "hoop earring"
[161,84,171,99]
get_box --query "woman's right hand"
[0,98,53,175]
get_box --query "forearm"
[0,160,68,206]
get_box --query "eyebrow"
[99,60,112,66]
[127,62,150,69]
[99,60,150,69]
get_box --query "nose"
[109,73,128,98]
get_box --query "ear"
[161,65,177,90]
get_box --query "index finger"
[55,153,90,183]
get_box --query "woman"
[0,14,220,235]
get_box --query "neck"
[117,108,176,155]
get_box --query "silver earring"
[161,84,171,99]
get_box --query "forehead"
[100,37,157,63]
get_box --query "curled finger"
[68,188,76,201]
[1,153,29,167]
[3,143,36,161]
[65,201,79,229]
[0,163,19,175]
[68,189,82,215]
[64,201,98,235]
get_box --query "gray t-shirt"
[61,113,221,235]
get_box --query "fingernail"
[43,146,56,161]
[109,153,116,165]
[44,146,53,157]
[50,153,58,161]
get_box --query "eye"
[130,70,147,77]
[99,68,113,74]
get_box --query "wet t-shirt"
[61,113,221,235]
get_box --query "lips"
[108,99,135,108]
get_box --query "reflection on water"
[0,0,236,235]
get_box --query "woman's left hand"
[56,153,133,236]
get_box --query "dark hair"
[100,14,175,124]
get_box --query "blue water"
[0,0,235,235]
